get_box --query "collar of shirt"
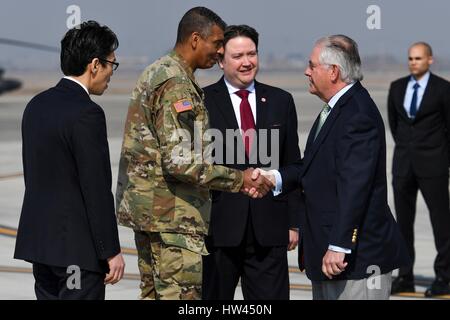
[409,71,430,89]
[63,76,89,96]
[327,82,356,109]
[224,78,255,95]
[223,78,257,127]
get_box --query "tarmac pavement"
[0,87,446,300]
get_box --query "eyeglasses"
[99,58,119,71]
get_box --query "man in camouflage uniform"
[116,7,272,300]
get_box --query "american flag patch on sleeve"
[173,99,193,113]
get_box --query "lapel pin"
[261,97,266,102]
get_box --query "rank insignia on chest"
[173,99,193,113]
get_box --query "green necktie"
[314,104,331,141]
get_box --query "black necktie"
[410,82,420,118]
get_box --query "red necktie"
[236,89,256,157]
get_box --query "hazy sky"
[1,0,450,68]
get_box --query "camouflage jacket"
[116,51,243,237]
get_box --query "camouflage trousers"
[134,231,207,300]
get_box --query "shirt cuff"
[328,245,351,254]
[270,169,282,196]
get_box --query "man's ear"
[191,32,201,50]
[329,65,340,82]
[89,58,100,74]
[218,57,224,69]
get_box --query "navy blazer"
[14,78,120,273]
[280,82,411,281]
[204,77,302,247]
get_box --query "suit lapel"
[305,115,320,153]
[394,77,410,122]
[212,78,240,130]
[301,104,341,173]
[255,81,268,130]
[413,73,434,121]
[302,82,361,174]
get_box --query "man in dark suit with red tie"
[202,25,302,300]
[14,21,125,300]
[388,42,450,297]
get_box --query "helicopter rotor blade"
[0,38,59,53]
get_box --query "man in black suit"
[388,42,450,297]
[14,21,125,300]
[256,35,411,299]
[202,25,301,300]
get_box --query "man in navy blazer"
[14,21,125,300]
[254,35,411,299]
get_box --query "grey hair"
[316,35,363,83]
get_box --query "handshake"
[240,168,276,198]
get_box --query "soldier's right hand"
[241,168,274,198]
[105,253,125,285]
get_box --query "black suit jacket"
[204,78,302,247]
[280,82,411,281]
[388,73,450,177]
[14,78,120,273]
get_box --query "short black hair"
[223,25,259,50]
[60,20,118,76]
[176,7,226,44]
